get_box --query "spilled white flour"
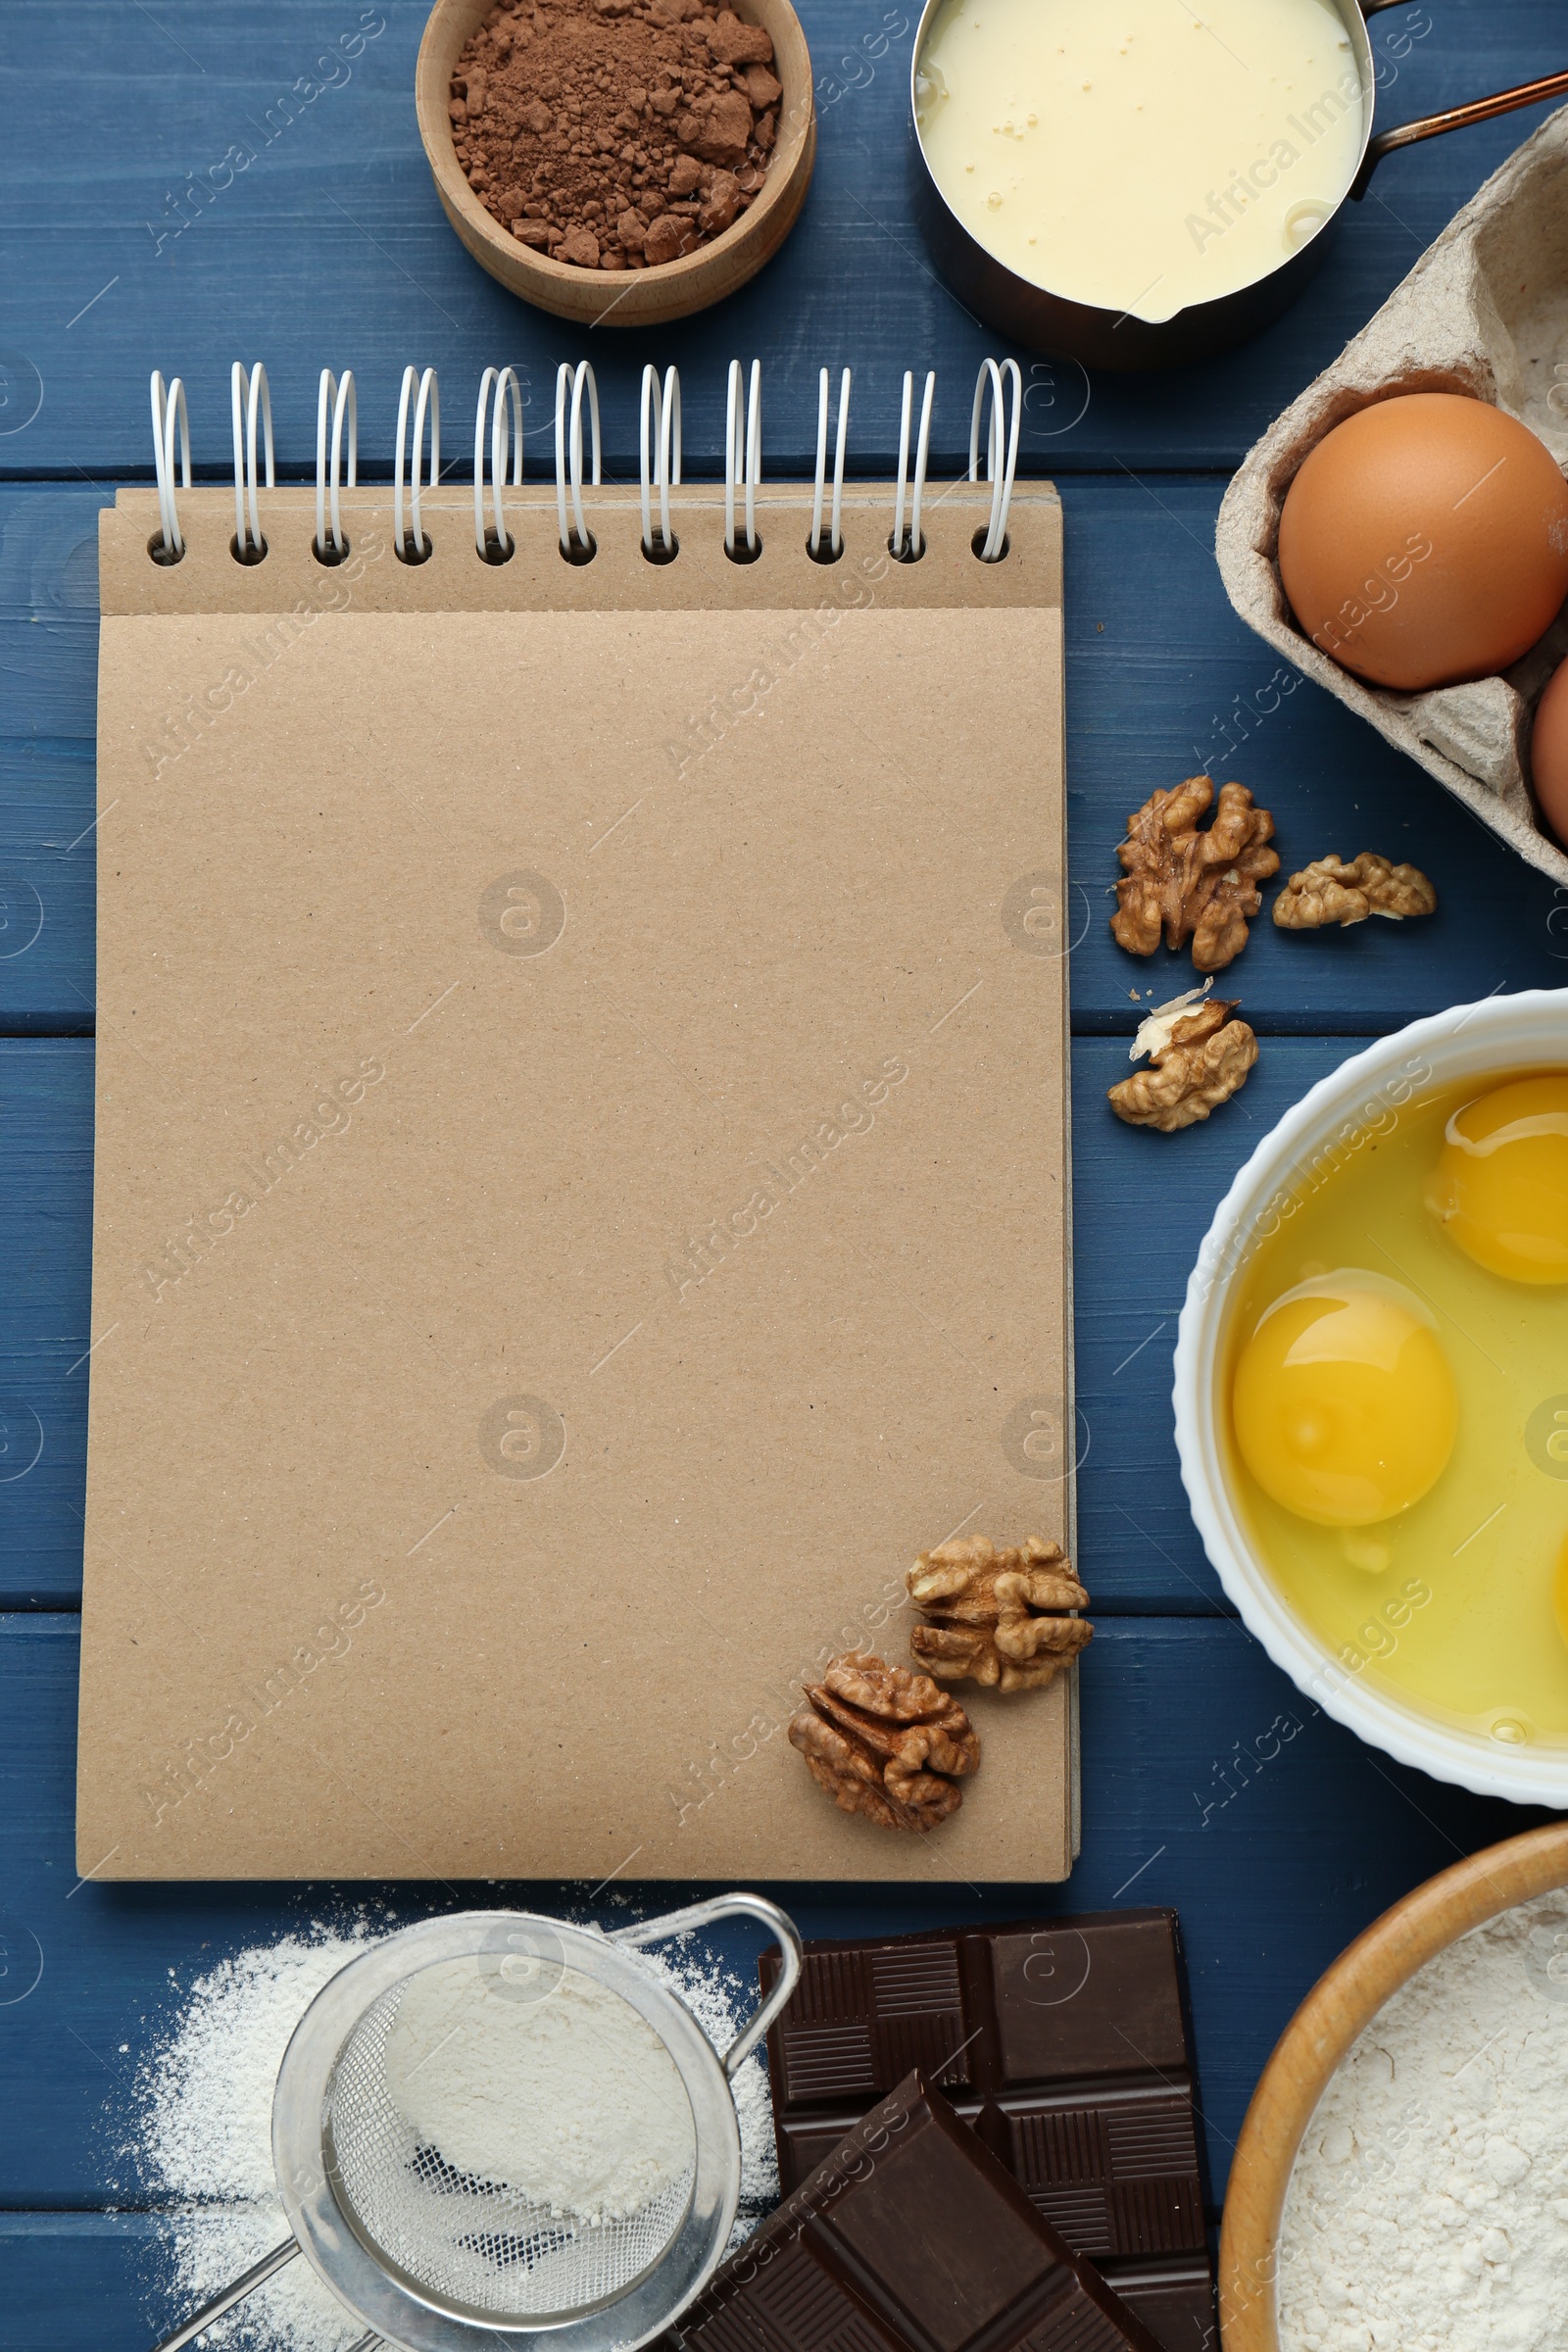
[129,1918,779,2352]
[383,1957,695,2221]
[1279,1891,1568,2352]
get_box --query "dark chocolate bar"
[665,2072,1167,2352]
[760,1913,1209,2272]
[1098,2263,1216,2352]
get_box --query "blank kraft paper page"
[79,480,1074,1883]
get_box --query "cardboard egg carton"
[1216,103,1568,885]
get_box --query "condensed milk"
[914,0,1368,320]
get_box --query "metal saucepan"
[908,0,1568,369]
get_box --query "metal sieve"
[149,1895,802,2352]
[321,1962,700,2323]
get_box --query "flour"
[1278,1891,1568,2352]
[383,1958,695,2222]
[131,1926,384,2352]
[129,1916,779,2352]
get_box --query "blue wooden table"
[3,4,1567,2346]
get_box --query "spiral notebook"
[78,411,1073,1883]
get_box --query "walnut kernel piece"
[1107,992,1257,1132]
[1112,777,1280,973]
[1273,853,1437,929]
[1125,976,1214,1060]
[789,1651,979,1833]
[907,1535,1091,1693]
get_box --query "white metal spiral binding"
[152,364,996,573]
[724,359,761,559]
[808,368,851,561]
[315,369,358,562]
[639,365,681,560]
[394,366,440,561]
[474,367,524,560]
[969,357,1021,563]
[555,361,601,558]
[893,369,935,563]
[230,362,274,561]
[149,371,190,561]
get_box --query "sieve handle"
[146,2243,382,2352]
[611,1891,804,2076]
[147,2236,301,2352]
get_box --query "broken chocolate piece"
[1100,2259,1217,2352]
[759,1911,1211,2304]
[662,2072,1168,2352]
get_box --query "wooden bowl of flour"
[1220,1821,1568,2352]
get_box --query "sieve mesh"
[325,1975,696,2322]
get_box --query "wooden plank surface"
[0,4,1563,477]
[6,3,1568,2343]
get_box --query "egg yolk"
[1553,1531,1568,1652]
[1427,1073,1568,1284]
[1232,1278,1458,1526]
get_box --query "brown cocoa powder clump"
[450,0,780,271]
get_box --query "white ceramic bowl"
[1173,987,1568,1804]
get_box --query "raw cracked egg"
[1231,1273,1457,1526]
[1218,1073,1568,1740]
[1277,393,1568,691]
[1427,1072,1568,1285]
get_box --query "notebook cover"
[79,481,1074,1881]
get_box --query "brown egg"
[1277,393,1568,691]
[1529,652,1568,848]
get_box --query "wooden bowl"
[415,0,815,326]
[1220,1821,1568,2352]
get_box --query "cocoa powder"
[450,0,782,272]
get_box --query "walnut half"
[907,1535,1091,1692]
[1273,852,1437,929]
[1112,776,1280,973]
[1108,989,1257,1132]
[789,1651,979,1832]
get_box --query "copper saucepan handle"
[1350,56,1568,198]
